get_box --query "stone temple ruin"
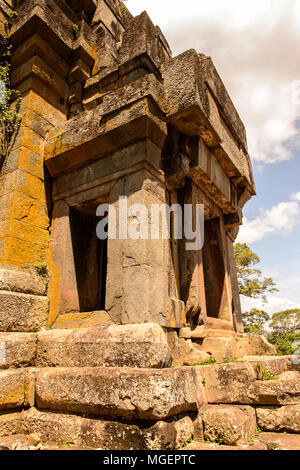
[0,0,299,451]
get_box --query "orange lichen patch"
[13,126,45,157]
[0,237,48,267]
[0,219,49,245]
[0,370,25,410]
[12,56,69,100]
[47,245,61,327]
[20,90,66,127]
[7,146,45,180]
[52,311,112,330]
[0,170,47,203]
[0,191,50,231]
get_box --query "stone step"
[238,355,300,379]
[1,408,195,450]
[256,405,300,433]
[197,362,300,405]
[258,432,300,450]
[199,404,256,446]
[0,323,173,370]
[183,441,267,451]
[34,366,205,420]
[195,334,276,362]
[0,332,36,370]
[36,322,173,369]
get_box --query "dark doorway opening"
[70,207,107,312]
[202,217,226,319]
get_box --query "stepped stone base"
[0,321,299,450]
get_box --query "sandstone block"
[0,332,36,369]
[35,367,201,420]
[184,441,267,451]
[0,291,48,332]
[239,356,292,379]
[246,379,300,405]
[179,338,210,366]
[256,405,300,433]
[0,370,26,410]
[145,416,194,450]
[22,407,82,446]
[36,323,172,368]
[201,405,256,446]
[258,432,300,450]
[0,267,47,296]
[22,407,194,450]
[197,363,256,403]
[0,412,22,437]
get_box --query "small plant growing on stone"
[202,378,206,386]
[215,430,225,446]
[196,357,217,366]
[72,24,79,40]
[121,4,128,15]
[254,362,261,377]
[35,263,48,278]
[181,436,193,447]
[261,369,277,381]
[0,10,22,169]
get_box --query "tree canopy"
[234,243,300,355]
[234,243,278,303]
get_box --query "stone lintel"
[45,96,167,176]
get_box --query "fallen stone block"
[0,370,26,410]
[258,432,300,450]
[0,412,22,437]
[200,405,256,446]
[0,332,36,370]
[35,367,203,420]
[36,323,172,368]
[256,405,300,433]
[197,363,256,403]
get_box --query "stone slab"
[0,290,48,332]
[197,363,256,403]
[22,407,194,450]
[200,405,256,446]
[256,405,300,433]
[36,323,172,369]
[0,333,36,370]
[258,432,300,450]
[0,412,22,437]
[35,367,203,420]
[0,370,26,411]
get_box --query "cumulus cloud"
[241,294,300,315]
[126,0,300,164]
[237,194,300,244]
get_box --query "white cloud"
[126,0,300,164]
[237,194,300,244]
[241,294,300,315]
[292,192,300,202]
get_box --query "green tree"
[242,308,270,335]
[267,309,300,355]
[234,243,278,303]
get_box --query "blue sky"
[125,0,300,314]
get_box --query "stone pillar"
[106,166,184,328]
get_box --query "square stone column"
[106,168,184,328]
